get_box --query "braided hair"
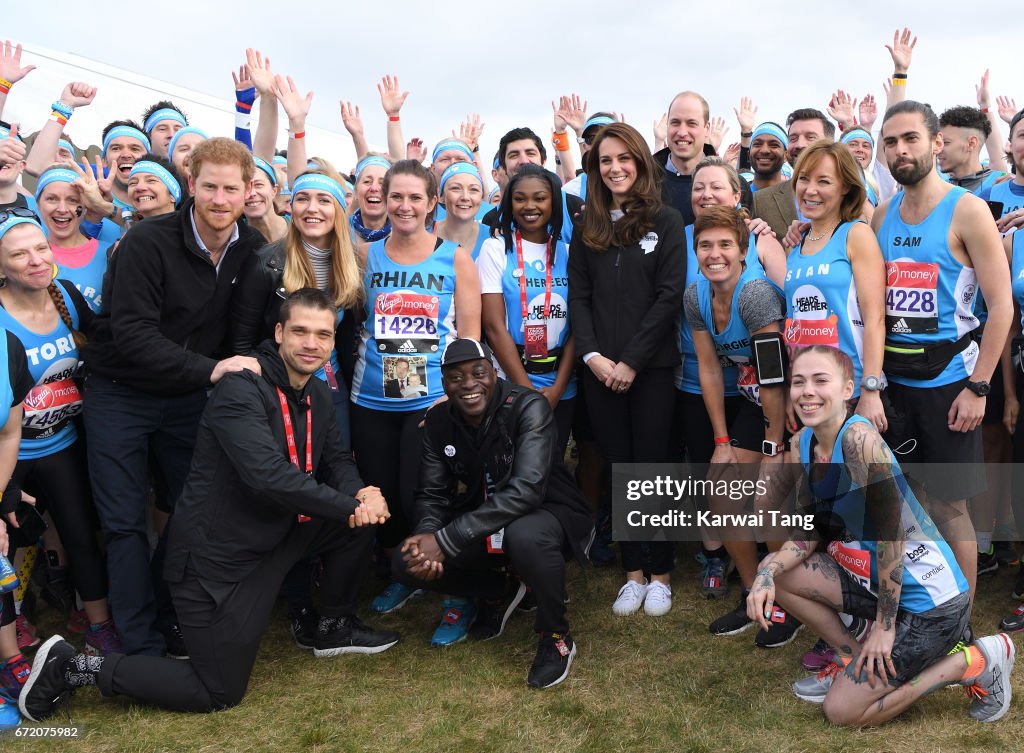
[47,281,86,349]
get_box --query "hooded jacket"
[164,340,364,583]
[413,378,593,562]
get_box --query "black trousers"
[97,520,374,712]
[393,508,571,633]
[584,367,676,575]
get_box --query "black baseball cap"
[441,338,494,368]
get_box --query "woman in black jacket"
[568,122,685,618]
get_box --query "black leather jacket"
[414,379,593,562]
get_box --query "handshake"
[348,486,390,528]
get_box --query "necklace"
[807,223,837,243]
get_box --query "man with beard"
[100,120,150,214]
[872,100,1011,607]
[83,138,267,657]
[753,108,835,239]
[746,122,787,193]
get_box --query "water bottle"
[0,554,18,594]
[120,208,134,237]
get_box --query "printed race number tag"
[22,379,83,439]
[524,323,548,359]
[375,292,440,353]
[736,363,761,407]
[487,529,505,554]
[885,261,938,335]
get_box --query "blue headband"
[144,108,188,134]
[781,162,793,178]
[582,115,615,133]
[439,162,483,196]
[488,185,500,200]
[272,155,288,166]
[103,126,151,155]
[167,126,208,159]
[129,161,182,205]
[57,139,75,157]
[253,156,277,187]
[0,216,43,241]
[0,125,23,143]
[291,173,347,210]
[431,139,475,165]
[355,155,391,181]
[750,122,787,148]
[841,128,874,147]
[34,168,79,201]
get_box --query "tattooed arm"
[844,419,905,687]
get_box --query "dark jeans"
[393,508,571,633]
[84,375,207,656]
[98,520,374,712]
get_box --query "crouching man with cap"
[19,289,398,719]
[395,338,593,688]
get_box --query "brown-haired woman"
[568,122,685,617]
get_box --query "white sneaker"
[612,580,647,616]
[644,581,673,616]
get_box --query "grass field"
[4,553,1022,753]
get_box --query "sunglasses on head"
[0,207,40,225]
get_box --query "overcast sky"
[5,1,1023,173]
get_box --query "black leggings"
[1,440,106,627]
[584,367,676,575]
[349,404,425,550]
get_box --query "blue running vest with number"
[877,187,979,387]
[799,415,968,613]
[986,180,1024,220]
[498,238,575,398]
[785,221,866,395]
[350,239,459,411]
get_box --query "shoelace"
[964,683,988,702]
[817,662,843,682]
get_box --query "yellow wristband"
[0,77,11,89]
[892,78,907,87]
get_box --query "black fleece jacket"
[163,341,365,583]
[83,199,265,395]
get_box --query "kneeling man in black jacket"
[396,339,593,689]
[20,289,398,720]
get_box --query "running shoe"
[977,547,999,577]
[313,616,399,657]
[992,541,1019,567]
[1013,564,1024,601]
[792,660,843,704]
[611,580,647,616]
[472,580,527,641]
[801,639,836,672]
[755,607,803,648]
[431,599,477,646]
[998,603,1024,633]
[0,692,20,731]
[84,620,122,657]
[371,581,421,614]
[699,553,733,599]
[18,635,76,723]
[161,624,189,660]
[643,581,672,617]
[15,615,40,651]
[963,633,1015,723]
[290,608,318,651]
[0,654,30,701]
[527,632,576,689]
[709,593,754,636]
[588,515,616,567]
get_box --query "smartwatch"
[966,380,991,397]
[861,375,882,392]
[762,440,782,457]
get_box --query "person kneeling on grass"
[19,289,398,721]
[747,345,1015,726]
[394,338,593,689]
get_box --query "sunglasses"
[0,207,40,225]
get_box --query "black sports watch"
[966,380,991,397]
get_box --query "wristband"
[51,101,73,119]
[981,107,990,114]
[713,436,732,446]
[740,131,753,138]
[0,77,11,95]
[235,112,251,130]
[290,131,305,140]
[552,131,571,152]
[50,110,69,127]
[892,73,908,80]
[388,115,400,122]
[892,79,907,87]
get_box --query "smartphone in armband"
[752,332,787,386]
[986,201,1004,222]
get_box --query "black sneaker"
[18,635,76,723]
[313,616,399,657]
[290,608,318,651]
[471,580,527,641]
[977,548,999,577]
[992,541,1019,567]
[999,603,1024,633]
[754,606,804,648]
[1013,563,1024,601]
[527,632,577,689]
[162,624,189,660]
[709,593,754,636]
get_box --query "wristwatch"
[762,440,782,457]
[861,375,882,392]
[966,380,991,397]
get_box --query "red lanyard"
[515,231,553,323]
[277,388,312,522]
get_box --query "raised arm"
[377,75,408,161]
[248,49,278,161]
[25,81,96,177]
[272,74,313,186]
[339,100,369,161]
[884,27,915,110]
[231,62,256,151]
[976,69,1010,173]
[0,41,36,120]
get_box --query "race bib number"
[885,261,938,335]
[827,540,875,595]
[736,363,761,407]
[22,378,83,439]
[374,292,440,353]
[524,323,548,359]
[487,528,505,554]
[784,315,839,349]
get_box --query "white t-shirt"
[476,235,551,294]
[563,175,584,198]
